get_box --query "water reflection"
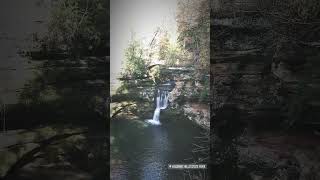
[140,126,170,180]
[111,116,205,180]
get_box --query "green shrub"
[43,0,108,57]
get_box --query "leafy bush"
[43,0,108,57]
[122,37,147,79]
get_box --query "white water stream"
[147,89,169,125]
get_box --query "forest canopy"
[121,0,210,81]
[40,0,109,57]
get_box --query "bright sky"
[110,0,178,79]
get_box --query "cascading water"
[147,89,169,125]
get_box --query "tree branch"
[2,131,88,180]
[111,104,134,119]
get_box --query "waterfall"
[147,89,169,125]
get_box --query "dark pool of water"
[110,115,207,180]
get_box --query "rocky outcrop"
[237,134,320,180]
[166,67,210,129]
[211,0,320,179]
[211,0,320,133]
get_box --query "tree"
[176,0,210,69]
[123,35,147,79]
[42,0,108,58]
[165,44,181,66]
[158,31,170,60]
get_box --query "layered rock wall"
[211,0,320,131]
[211,0,320,179]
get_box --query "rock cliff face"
[212,0,320,133]
[164,67,210,129]
[212,0,280,129]
[211,0,320,179]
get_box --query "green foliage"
[43,0,108,57]
[176,0,210,69]
[158,31,170,60]
[165,44,183,67]
[153,30,186,67]
[123,37,147,79]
